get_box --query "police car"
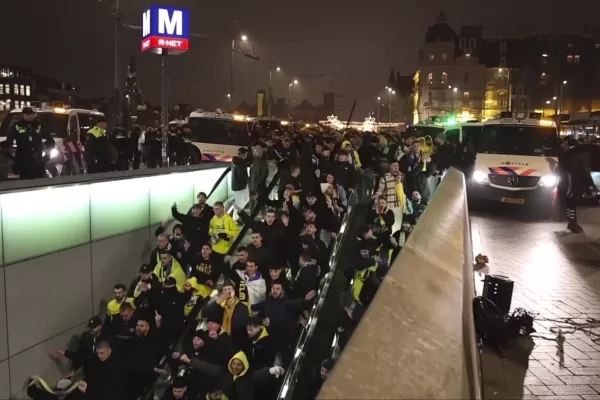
[0,106,105,177]
[467,117,560,213]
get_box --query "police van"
[0,106,105,177]
[466,118,560,213]
[187,110,251,162]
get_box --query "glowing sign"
[141,5,190,54]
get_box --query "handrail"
[279,199,372,400]
[277,172,373,400]
[138,169,281,400]
[317,169,483,400]
[0,162,227,194]
[206,166,231,199]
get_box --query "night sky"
[2,0,597,118]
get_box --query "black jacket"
[232,156,249,191]
[86,354,130,400]
[189,354,272,400]
[432,142,455,172]
[258,295,303,351]
[246,328,276,371]
[185,252,225,286]
[246,243,274,277]
[64,329,114,379]
[368,208,395,239]
[334,161,358,190]
[239,211,285,253]
[171,205,212,248]
[106,314,137,357]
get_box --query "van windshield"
[188,117,249,146]
[0,112,69,138]
[478,125,559,157]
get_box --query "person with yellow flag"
[375,160,406,233]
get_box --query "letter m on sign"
[158,9,183,36]
[142,10,151,37]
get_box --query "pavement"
[472,206,600,400]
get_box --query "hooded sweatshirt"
[189,351,266,400]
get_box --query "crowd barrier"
[318,168,482,400]
[0,163,235,399]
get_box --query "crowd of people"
[29,126,452,400]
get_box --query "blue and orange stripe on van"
[488,167,537,176]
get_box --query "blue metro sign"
[141,5,190,54]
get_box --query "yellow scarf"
[221,297,240,334]
[395,182,407,214]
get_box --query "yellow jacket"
[107,298,135,319]
[209,213,240,254]
[153,258,186,292]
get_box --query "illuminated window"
[25,85,30,96]
[499,93,508,107]
[540,73,547,85]
[19,85,24,96]
[464,73,469,84]
[574,55,580,64]
[13,84,18,94]
[4,84,9,94]
[0,85,3,95]
[428,73,433,84]
[441,53,448,60]
[596,43,600,49]
[464,92,470,97]
[465,53,471,59]
[499,42,506,53]
[26,101,30,106]
[441,72,448,84]
[5,99,11,110]
[469,38,476,49]
[0,103,3,111]
[429,54,435,61]
[567,55,574,63]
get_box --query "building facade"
[0,66,34,115]
[414,14,600,123]
[416,14,486,123]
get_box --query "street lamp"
[287,80,298,119]
[387,88,395,123]
[451,87,459,114]
[227,93,231,112]
[268,66,282,117]
[377,96,381,125]
[230,33,252,106]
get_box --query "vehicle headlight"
[473,170,489,184]
[50,148,59,158]
[540,175,558,187]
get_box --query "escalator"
[278,178,375,400]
